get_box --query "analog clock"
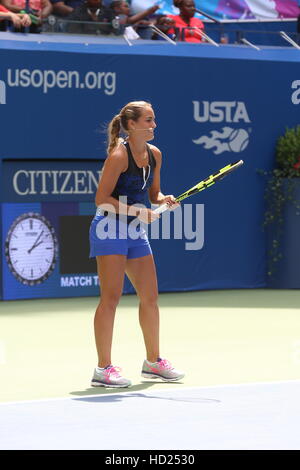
[5,212,58,286]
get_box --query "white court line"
[1,378,300,407]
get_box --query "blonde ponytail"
[107,114,121,155]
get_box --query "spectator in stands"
[110,1,159,26]
[1,0,52,32]
[67,0,113,34]
[129,0,157,14]
[50,0,84,17]
[167,0,204,43]
[110,1,159,37]
[0,3,31,28]
[151,14,176,41]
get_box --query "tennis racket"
[154,159,244,214]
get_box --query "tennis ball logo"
[193,126,250,155]
[227,128,249,153]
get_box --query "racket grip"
[153,203,169,214]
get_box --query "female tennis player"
[89,101,185,387]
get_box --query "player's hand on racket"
[161,195,180,211]
[137,208,160,224]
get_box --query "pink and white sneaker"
[91,365,131,388]
[141,357,185,382]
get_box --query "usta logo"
[0,78,6,105]
[291,80,300,105]
[192,100,251,154]
[193,100,250,123]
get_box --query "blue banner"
[1,39,300,299]
[1,160,102,202]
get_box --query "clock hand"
[28,230,44,254]
[29,240,44,252]
[32,230,44,246]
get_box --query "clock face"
[5,213,58,286]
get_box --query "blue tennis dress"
[89,141,156,259]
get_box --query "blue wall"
[1,35,300,299]
[205,20,299,46]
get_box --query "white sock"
[96,365,111,372]
[146,358,159,364]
